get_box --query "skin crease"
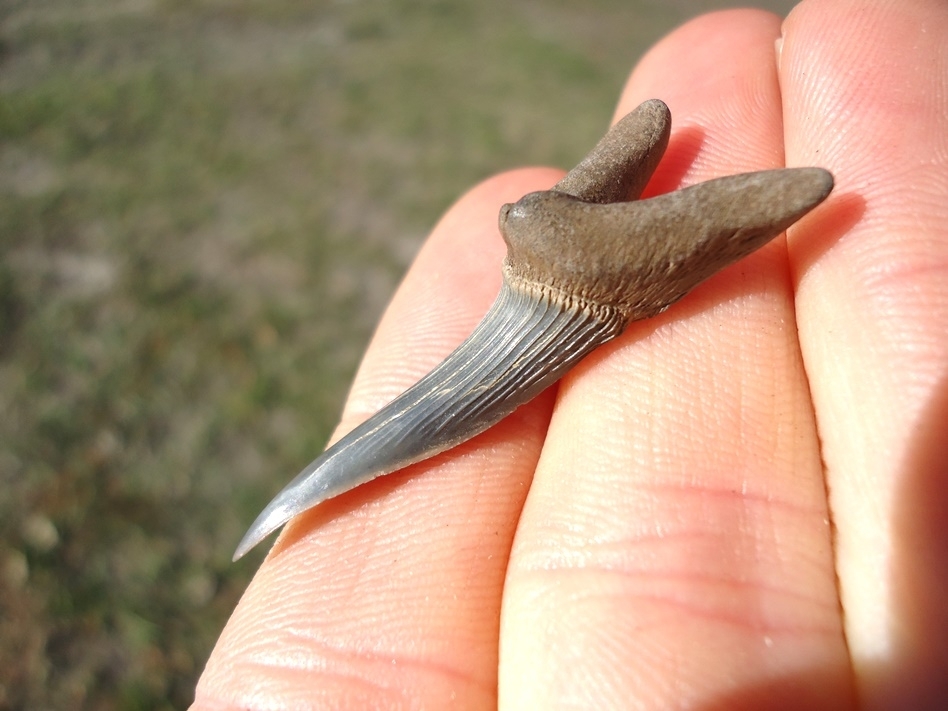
[193,1,948,709]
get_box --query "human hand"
[193,2,948,708]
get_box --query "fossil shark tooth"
[233,100,833,561]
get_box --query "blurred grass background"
[1,0,796,707]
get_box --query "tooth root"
[502,167,834,320]
[553,98,671,203]
[233,279,625,560]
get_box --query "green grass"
[1,0,795,707]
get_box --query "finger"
[193,168,563,709]
[781,0,948,706]
[500,10,853,710]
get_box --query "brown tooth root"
[502,167,834,322]
[553,98,671,203]
[233,100,834,561]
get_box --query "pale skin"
[193,1,948,709]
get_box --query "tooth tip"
[232,497,297,561]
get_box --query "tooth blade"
[233,280,624,560]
